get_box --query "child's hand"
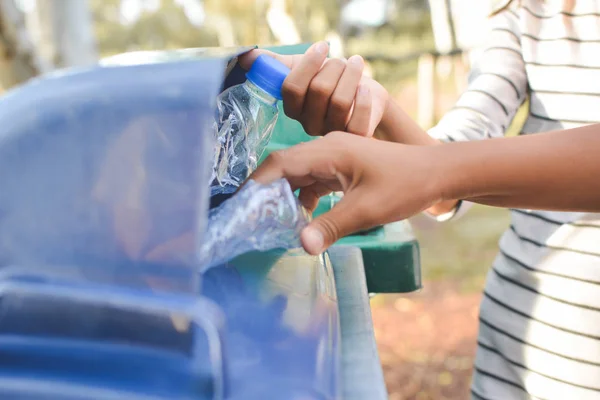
[238,42,389,137]
[249,132,443,255]
[240,45,460,220]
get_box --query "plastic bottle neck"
[244,80,278,106]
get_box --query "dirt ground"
[371,281,482,400]
[367,205,510,400]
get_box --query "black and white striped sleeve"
[428,7,528,142]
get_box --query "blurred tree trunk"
[205,14,236,47]
[203,0,237,46]
[266,0,300,45]
[254,0,271,44]
[0,0,50,89]
[35,0,98,68]
[427,0,456,53]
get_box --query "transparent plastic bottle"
[211,54,290,196]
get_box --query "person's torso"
[520,0,600,132]
[479,4,600,398]
[498,0,600,289]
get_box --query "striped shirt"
[428,1,600,399]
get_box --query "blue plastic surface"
[0,59,221,294]
[203,250,340,399]
[245,54,290,100]
[0,48,341,399]
[0,271,226,399]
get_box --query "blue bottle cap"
[245,54,291,101]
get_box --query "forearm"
[376,98,439,145]
[435,124,600,212]
[376,98,461,215]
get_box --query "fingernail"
[302,227,325,254]
[315,42,328,55]
[349,55,363,66]
[358,84,370,96]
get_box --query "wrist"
[378,98,438,145]
[429,141,487,203]
[422,143,467,204]
[374,97,394,141]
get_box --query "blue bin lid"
[0,51,228,293]
[0,51,231,399]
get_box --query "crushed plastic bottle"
[200,178,308,271]
[210,54,290,196]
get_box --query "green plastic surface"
[313,195,421,293]
[257,44,422,294]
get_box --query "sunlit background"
[1,1,522,398]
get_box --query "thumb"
[301,194,369,255]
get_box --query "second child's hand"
[250,124,600,255]
[250,133,443,255]
[239,42,389,137]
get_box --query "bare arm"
[440,124,600,211]
[251,124,600,254]
[377,5,528,216]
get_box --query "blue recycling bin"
[0,47,390,399]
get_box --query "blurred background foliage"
[88,0,436,94]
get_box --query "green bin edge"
[257,43,422,294]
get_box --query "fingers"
[237,48,303,71]
[245,132,382,255]
[346,84,373,136]
[301,193,373,255]
[282,42,329,120]
[248,144,318,189]
[237,49,274,70]
[325,55,364,133]
[249,143,333,187]
[239,46,376,138]
[249,133,355,191]
[298,181,336,211]
[301,58,346,135]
